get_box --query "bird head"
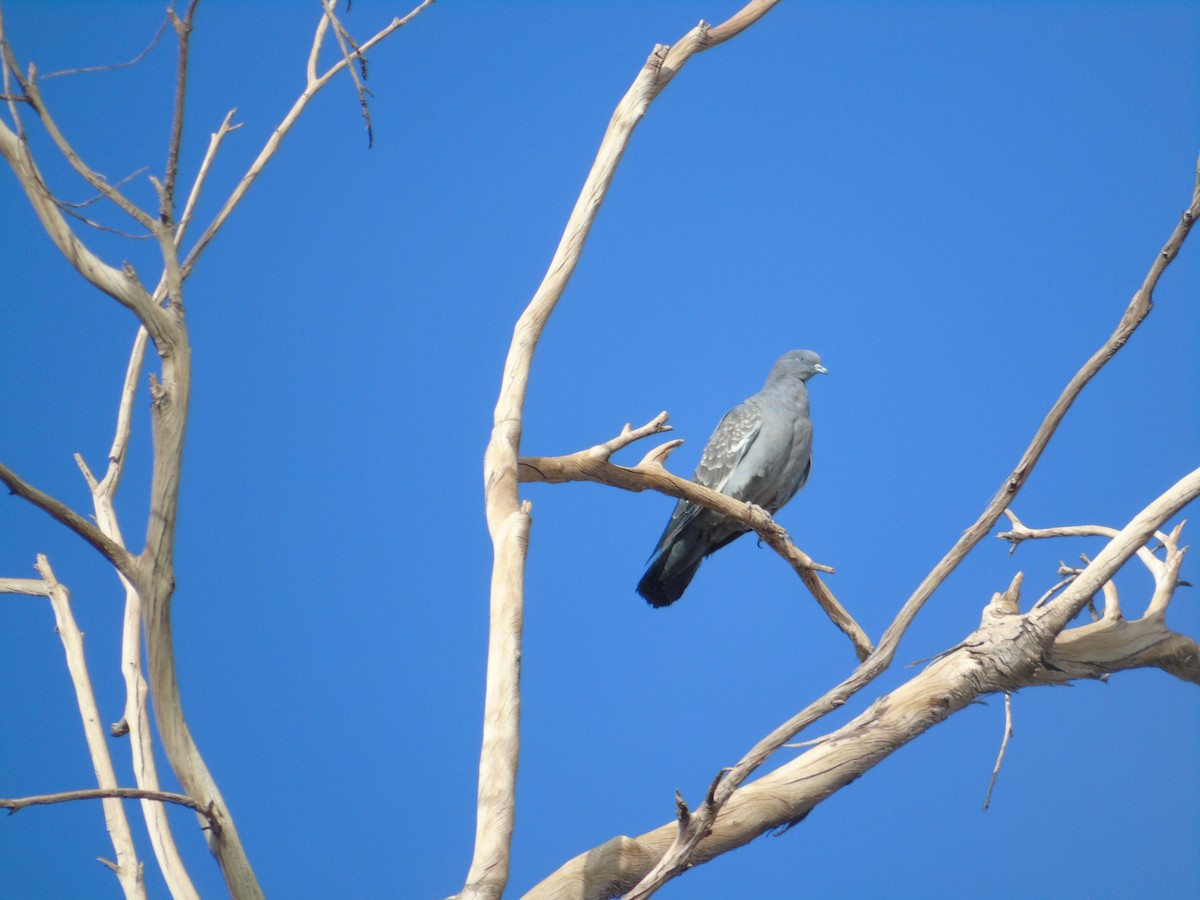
[771,349,828,383]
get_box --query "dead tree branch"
[469,5,784,898]
[179,0,435,279]
[528,470,1199,899]
[1,787,218,829]
[28,557,146,899]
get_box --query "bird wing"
[648,400,763,556]
[694,399,763,493]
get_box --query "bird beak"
[814,364,829,375]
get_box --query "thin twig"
[1,787,217,827]
[180,0,435,279]
[161,1,200,222]
[982,692,1014,811]
[42,13,170,79]
[173,110,240,252]
[320,0,375,147]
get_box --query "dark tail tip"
[637,578,681,607]
[636,554,699,607]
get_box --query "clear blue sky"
[1,1,1197,897]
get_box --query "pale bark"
[467,4,784,898]
[528,470,1199,899]
[0,3,434,897]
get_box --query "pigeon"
[637,350,827,607]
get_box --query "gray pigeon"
[637,350,827,606]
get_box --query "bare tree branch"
[614,151,1200,900]
[1,787,218,827]
[179,0,435,279]
[529,472,1199,899]
[33,556,146,900]
[0,460,137,577]
[469,4,786,898]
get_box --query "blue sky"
[1,1,1197,897]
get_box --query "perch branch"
[519,415,873,661]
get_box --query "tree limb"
[469,5,784,898]
[1,787,219,828]
[32,556,146,900]
[0,460,137,577]
[528,474,1198,899]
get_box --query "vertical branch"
[466,5,783,898]
[77,326,201,900]
[34,556,146,900]
[161,1,200,222]
[134,319,268,899]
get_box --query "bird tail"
[637,527,748,607]
[637,554,701,607]
[636,540,706,607]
